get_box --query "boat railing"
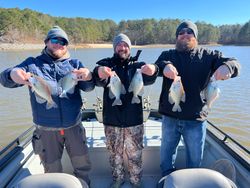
[0,126,34,171]
[207,120,250,171]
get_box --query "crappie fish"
[28,75,57,109]
[58,72,78,98]
[107,73,126,106]
[201,77,220,110]
[128,69,144,104]
[168,76,185,112]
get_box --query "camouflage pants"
[104,124,144,184]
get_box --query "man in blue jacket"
[155,20,240,186]
[0,26,94,185]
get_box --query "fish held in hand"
[107,73,126,106]
[58,72,78,98]
[128,69,144,104]
[201,78,220,110]
[28,75,57,109]
[168,76,185,112]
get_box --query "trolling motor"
[93,97,103,123]
[143,96,151,122]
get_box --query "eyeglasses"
[50,38,67,46]
[178,28,194,35]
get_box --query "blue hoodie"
[0,52,94,128]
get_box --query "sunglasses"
[178,28,194,35]
[50,38,67,46]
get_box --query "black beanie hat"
[176,21,198,39]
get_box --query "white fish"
[107,73,126,106]
[168,76,185,112]
[58,72,78,98]
[28,75,57,109]
[128,69,144,104]
[201,77,220,110]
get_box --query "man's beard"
[47,48,68,59]
[117,50,130,60]
[176,37,197,52]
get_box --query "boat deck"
[6,118,186,188]
[2,115,250,188]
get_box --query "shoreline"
[0,42,223,51]
[0,43,175,51]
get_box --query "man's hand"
[163,64,178,80]
[73,68,92,81]
[141,64,156,76]
[10,68,31,85]
[98,66,113,79]
[213,65,231,80]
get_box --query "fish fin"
[112,98,122,106]
[59,91,69,99]
[121,84,126,94]
[109,89,116,99]
[58,87,63,96]
[128,83,134,92]
[200,89,206,102]
[58,77,63,87]
[46,101,58,109]
[35,94,46,104]
[67,86,75,94]
[206,103,212,110]
[131,96,140,104]
[172,104,182,112]
[168,94,174,104]
[138,87,144,96]
[181,93,186,102]
[107,82,111,88]
[202,105,211,112]
[31,86,35,93]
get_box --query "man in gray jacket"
[0,26,94,185]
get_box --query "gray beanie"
[113,33,131,50]
[44,26,69,44]
[176,21,198,39]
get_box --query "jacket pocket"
[32,130,43,155]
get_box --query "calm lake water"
[0,46,249,150]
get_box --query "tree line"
[0,8,249,45]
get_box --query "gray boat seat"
[15,173,89,188]
[211,159,236,182]
[162,168,237,188]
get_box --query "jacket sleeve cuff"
[224,59,240,78]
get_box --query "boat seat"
[14,173,89,188]
[162,168,237,188]
[211,159,236,182]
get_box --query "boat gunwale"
[0,109,249,176]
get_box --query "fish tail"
[112,98,122,106]
[131,96,140,104]
[59,92,68,98]
[172,104,182,112]
[46,101,58,109]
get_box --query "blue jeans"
[160,115,207,176]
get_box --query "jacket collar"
[40,47,70,63]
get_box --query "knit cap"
[113,33,131,50]
[176,21,198,39]
[44,26,69,44]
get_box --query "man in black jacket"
[155,20,240,183]
[93,33,158,188]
